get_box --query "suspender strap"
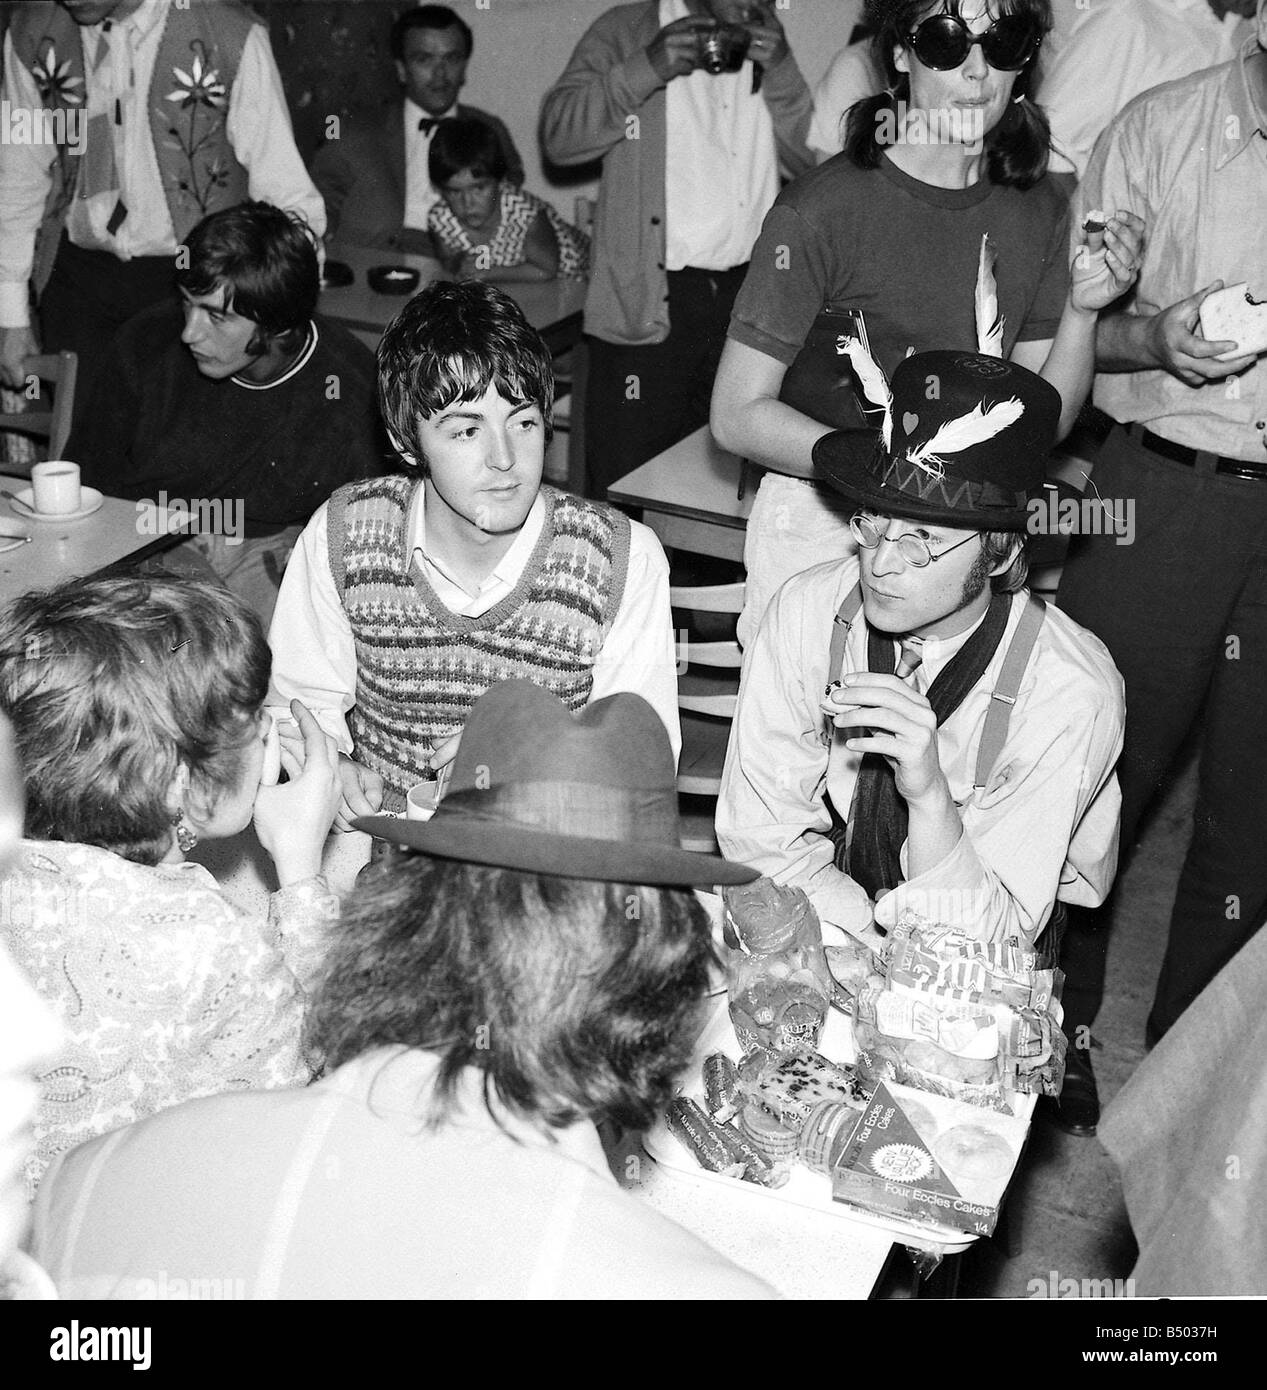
[828,583,863,687]
[973,594,1046,790]
[828,584,1047,791]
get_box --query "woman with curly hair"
[711,0,1143,646]
[29,680,773,1299]
[0,574,342,1194]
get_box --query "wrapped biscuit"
[665,1097,745,1177]
[703,1052,742,1124]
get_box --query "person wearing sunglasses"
[711,0,1143,651]
[718,347,1125,965]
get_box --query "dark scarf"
[835,591,1013,899]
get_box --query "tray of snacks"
[645,881,1037,1251]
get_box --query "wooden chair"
[0,352,78,475]
[672,581,744,854]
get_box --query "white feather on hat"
[835,334,893,451]
[906,398,1025,480]
[975,233,1006,359]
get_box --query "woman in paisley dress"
[427,117,590,282]
[0,575,343,1195]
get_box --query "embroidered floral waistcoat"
[11,0,253,294]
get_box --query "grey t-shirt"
[729,152,1071,377]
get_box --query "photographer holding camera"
[543,1,813,497]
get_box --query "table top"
[607,425,754,531]
[320,245,587,348]
[0,477,186,607]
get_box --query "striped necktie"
[79,21,128,234]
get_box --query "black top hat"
[814,350,1062,530]
[356,680,758,887]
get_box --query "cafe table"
[0,477,187,609]
[607,425,752,563]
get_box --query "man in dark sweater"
[72,201,388,625]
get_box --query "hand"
[331,754,385,834]
[1144,281,1260,387]
[254,700,343,884]
[822,674,947,806]
[1069,211,1145,314]
[429,731,461,774]
[743,3,789,67]
[646,16,711,82]
[0,325,38,391]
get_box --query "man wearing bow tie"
[312,5,523,255]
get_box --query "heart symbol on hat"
[902,411,919,435]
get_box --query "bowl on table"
[367,265,421,295]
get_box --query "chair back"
[671,581,744,850]
[0,352,79,476]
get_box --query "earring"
[173,810,198,854]
[1011,94,1026,105]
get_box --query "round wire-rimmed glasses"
[850,511,979,568]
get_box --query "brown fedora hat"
[355,680,758,887]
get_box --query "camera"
[698,22,751,74]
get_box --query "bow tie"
[418,117,442,135]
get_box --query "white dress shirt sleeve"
[588,519,681,766]
[876,691,1124,945]
[225,25,326,243]
[0,32,58,328]
[717,572,873,937]
[266,504,357,753]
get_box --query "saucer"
[12,486,104,522]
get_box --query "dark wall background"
[253,0,412,162]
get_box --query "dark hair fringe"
[429,117,508,187]
[177,201,320,340]
[845,0,1053,187]
[390,4,473,62]
[376,280,554,469]
[303,855,716,1134]
[0,575,270,864]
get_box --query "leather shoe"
[1039,1048,1099,1137]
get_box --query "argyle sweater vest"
[12,0,252,296]
[328,477,632,800]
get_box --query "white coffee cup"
[405,779,442,822]
[30,460,81,515]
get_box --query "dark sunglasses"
[906,13,1041,72]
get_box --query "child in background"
[427,118,590,281]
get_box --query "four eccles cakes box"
[830,1080,1027,1236]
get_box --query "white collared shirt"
[268,483,682,763]
[719,557,1125,945]
[402,97,457,231]
[0,0,326,327]
[660,0,778,271]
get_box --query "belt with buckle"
[1125,422,1267,481]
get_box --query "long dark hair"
[844,0,1053,189]
[304,856,716,1133]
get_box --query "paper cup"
[406,779,442,822]
[30,460,81,515]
